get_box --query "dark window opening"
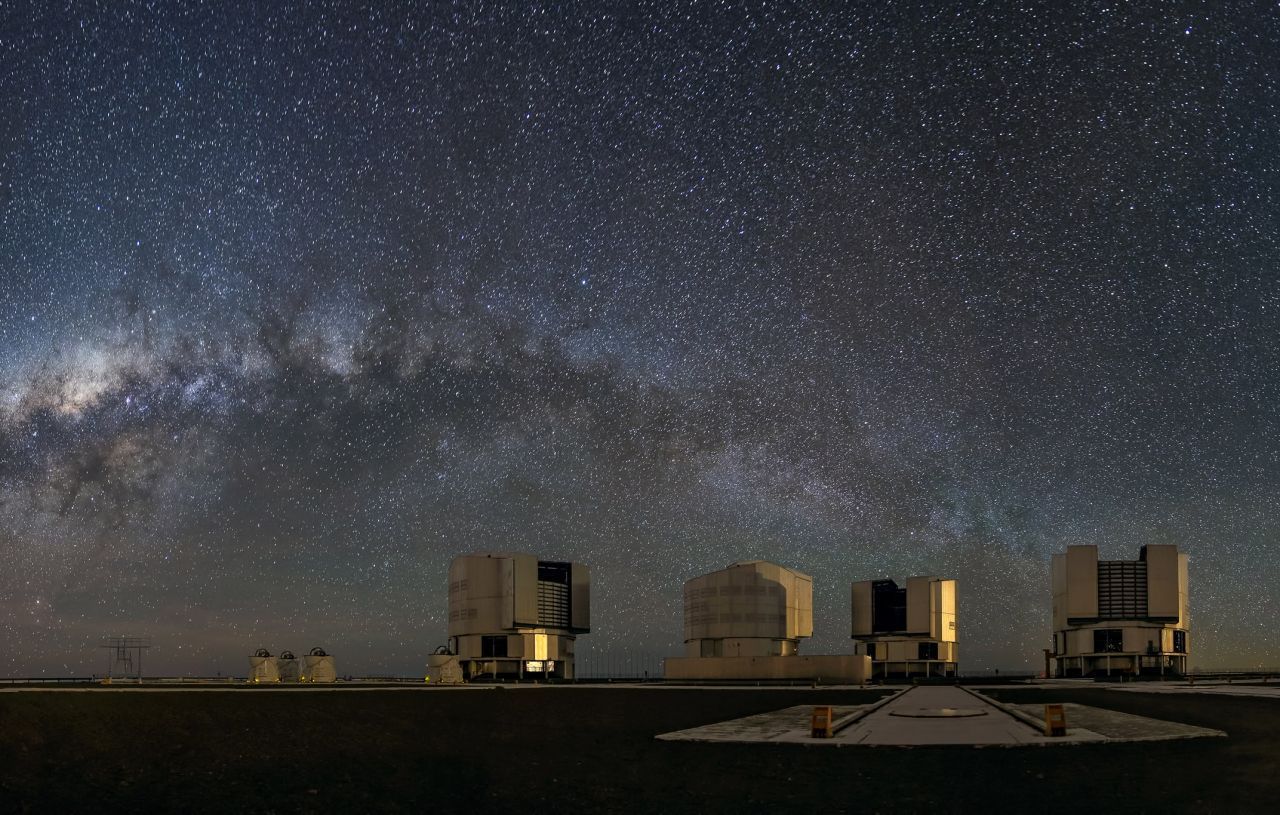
[1173,630,1187,654]
[918,641,938,660]
[1093,629,1123,653]
[537,561,571,584]
[870,580,907,633]
[481,636,508,658]
[537,561,572,628]
[865,643,877,660]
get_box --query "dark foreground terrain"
[1,685,1277,813]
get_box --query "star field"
[1,1,1278,676]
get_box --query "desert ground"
[2,684,1277,813]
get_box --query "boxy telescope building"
[447,552,589,680]
[851,576,958,678]
[664,560,869,682]
[682,560,814,658]
[1050,544,1189,677]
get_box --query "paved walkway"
[842,686,1086,746]
[654,704,871,743]
[657,685,1225,747]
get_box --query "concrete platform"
[657,685,1225,747]
[1007,702,1226,741]
[1028,678,1280,700]
[1104,682,1280,700]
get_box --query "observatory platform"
[656,685,1225,747]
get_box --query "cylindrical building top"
[683,561,813,644]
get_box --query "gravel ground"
[1,685,1275,813]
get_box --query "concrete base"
[657,685,1226,747]
[663,654,871,683]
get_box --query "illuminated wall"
[447,552,590,680]
[850,576,959,678]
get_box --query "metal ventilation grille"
[537,579,570,628]
[1098,560,1147,618]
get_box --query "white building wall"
[931,579,957,642]
[1050,545,1189,677]
[446,552,589,679]
[683,561,813,657]
[850,581,873,637]
[1064,545,1099,620]
[849,575,959,677]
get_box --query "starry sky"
[2,1,1277,677]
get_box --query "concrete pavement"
[658,684,1225,747]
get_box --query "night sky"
[2,1,1277,677]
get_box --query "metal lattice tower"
[100,636,152,684]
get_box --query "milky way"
[2,1,1278,676]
